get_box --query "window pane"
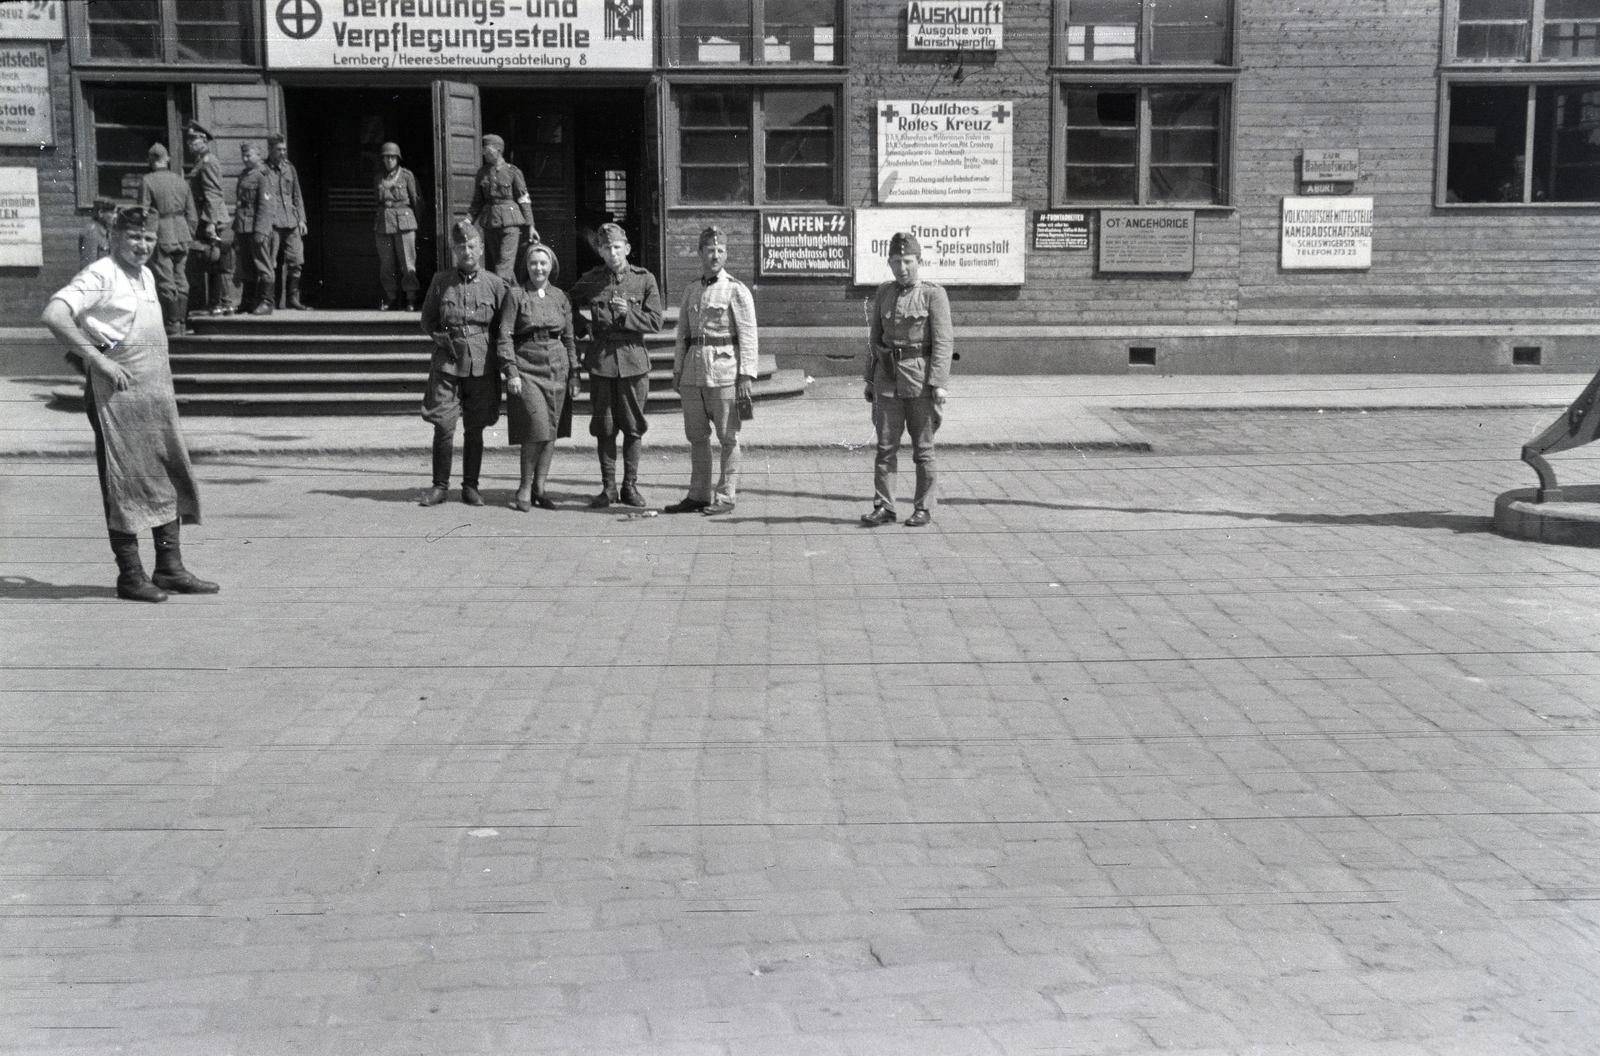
[1548,0,1600,15]
[680,88,751,128]
[1446,84,1530,202]
[1539,84,1600,201]
[682,131,750,164]
[1149,87,1221,126]
[679,0,750,63]
[1065,0,1140,61]
[1457,22,1531,58]
[87,0,160,60]
[1151,129,1217,164]
[1151,0,1230,64]
[90,86,167,201]
[1065,165,1137,201]
[1545,21,1600,57]
[764,89,834,130]
[1067,127,1137,163]
[682,168,751,202]
[1460,0,1529,16]
[765,165,832,201]
[765,0,837,62]
[1066,88,1137,126]
[1150,165,1220,202]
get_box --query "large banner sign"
[265,0,653,70]
[854,208,1024,286]
[877,99,1013,203]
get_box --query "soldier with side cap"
[470,133,537,283]
[231,143,264,315]
[418,219,511,508]
[249,133,308,313]
[374,141,423,310]
[860,231,952,529]
[79,197,116,269]
[137,142,197,336]
[568,222,663,508]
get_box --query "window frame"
[664,72,848,210]
[1435,68,1600,207]
[68,0,261,69]
[1052,0,1235,68]
[663,0,848,68]
[1445,0,1600,64]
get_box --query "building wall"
[5,39,78,355]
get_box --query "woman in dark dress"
[498,242,579,510]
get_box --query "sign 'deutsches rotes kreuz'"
[265,0,653,70]
[906,1,1002,51]
[877,100,1013,204]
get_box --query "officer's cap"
[183,120,212,140]
[147,142,169,162]
[449,218,482,245]
[888,231,921,258]
[379,141,402,158]
[596,222,628,246]
[111,206,154,232]
[697,225,727,250]
[481,133,505,151]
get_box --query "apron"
[86,276,202,534]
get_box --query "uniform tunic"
[138,168,197,329]
[249,159,307,296]
[674,269,759,505]
[78,220,110,268]
[569,264,664,378]
[373,166,423,303]
[233,163,264,307]
[865,278,954,512]
[497,284,577,445]
[419,265,509,431]
[470,160,535,280]
[48,258,202,533]
[188,151,234,312]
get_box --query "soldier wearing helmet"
[374,141,424,310]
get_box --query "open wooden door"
[191,82,280,202]
[433,80,481,250]
[641,76,666,299]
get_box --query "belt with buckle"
[882,345,925,360]
[446,324,487,336]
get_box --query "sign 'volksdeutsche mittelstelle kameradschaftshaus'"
[905,1,1003,51]
[877,100,1013,204]
[265,0,653,70]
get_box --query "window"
[669,0,840,65]
[1061,85,1226,204]
[80,0,254,65]
[1453,0,1600,62]
[1446,83,1600,201]
[82,84,193,203]
[675,86,838,204]
[1059,0,1232,66]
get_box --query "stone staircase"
[50,308,809,416]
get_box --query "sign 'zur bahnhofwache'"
[854,208,1024,286]
[265,0,653,70]
[906,1,1002,51]
[877,100,1013,204]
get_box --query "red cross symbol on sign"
[991,105,1010,125]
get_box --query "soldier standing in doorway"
[470,133,537,283]
[183,121,234,317]
[232,143,264,315]
[374,142,423,311]
[249,133,308,314]
[137,143,197,337]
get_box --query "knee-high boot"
[151,520,220,595]
[284,266,307,310]
[111,530,166,603]
[462,430,484,490]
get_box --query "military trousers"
[150,245,189,333]
[484,225,521,283]
[682,384,741,504]
[251,227,304,305]
[872,391,938,512]
[375,231,419,305]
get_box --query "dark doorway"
[480,88,643,288]
[283,87,437,309]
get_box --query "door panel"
[433,80,481,249]
[641,76,664,297]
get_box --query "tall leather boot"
[618,436,645,507]
[173,293,189,335]
[150,520,220,594]
[461,430,485,506]
[111,530,167,603]
[589,437,619,507]
[284,267,308,310]
[422,429,451,505]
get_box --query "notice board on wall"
[854,208,1024,285]
[1098,210,1194,273]
[0,166,41,266]
[759,210,852,277]
[0,44,50,147]
[1281,196,1372,269]
[876,99,1013,203]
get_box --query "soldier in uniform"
[666,225,758,517]
[374,142,424,310]
[231,143,264,315]
[137,143,197,336]
[249,133,308,314]
[470,133,537,283]
[183,121,234,316]
[568,222,663,508]
[418,219,511,508]
[860,231,952,529]
[78,198,117,269]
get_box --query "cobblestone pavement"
[1,408,1598,1056]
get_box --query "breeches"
[682,384,741,503]
[873,392,938,510]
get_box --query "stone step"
[51,369,811,417]
[165,356,780,394]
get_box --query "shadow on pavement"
[0,576,116,600]
[712,515,860,526]
[942,497,1492,534]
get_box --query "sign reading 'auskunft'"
[906,1,1003,51]
[265,0,653,70]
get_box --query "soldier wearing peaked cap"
[568,221,663,508]
[138,142,197,336]
[471,133,538,283]
[860,231,953,529]
[374,141,424,310]
[665,225,758,517]
[417,219,511,508]
[183,120,235,316]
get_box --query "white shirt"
[49,257,157,348]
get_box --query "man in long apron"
[41,207,219,603]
